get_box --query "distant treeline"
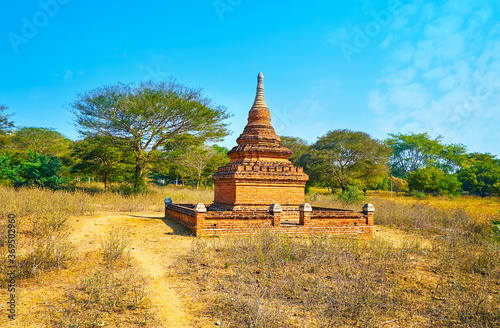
[1,82,499,196]
[282,131,500,197]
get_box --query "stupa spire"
[252,72,267,108]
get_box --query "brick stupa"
[164,73,374,237]
[210,73,309,217]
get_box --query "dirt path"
[67,212,196,328]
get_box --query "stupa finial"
[253,72,267,108]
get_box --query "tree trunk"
[133,157,147,193]
[196,171,202,189]
[104,172,108,192]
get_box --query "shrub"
[51,268,151,327]
[100,227,131,265]
[335,186,367,204]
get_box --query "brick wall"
[165,204,373,237]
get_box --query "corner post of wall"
[269,203,282,226]
[362,203,375,225]
[164,197,173,217]
[299,203,313,226]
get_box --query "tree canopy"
[385,132,467,177]
[280,136,309,166]
[303,129,391,192]
[70,80,231,192]
[0,104,14,134]
[458,153,500,197]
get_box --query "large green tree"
[303,129,391,192]
[407,167,461,195]
[11,127,73,162]
[18,150,62,188]
[71,136,131,191]
[458,153,500,197]
[71,80,230,192]
[385,132,467,177]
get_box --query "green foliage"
[0,104,14,134]
[458,153,500,197]
[386,132,467,177]
[374,175,390,191]
[71,136,131,191]
[71,80,231,193]
[438,173,462,196]
[18,150,63,188]
[11,127,73,158]
[279,136,309,165]
[407,167,461,195]
[0,154,20,184]
[413,191,427,199]
[303,129,391,192]
[389,176,409,196]
[492,217,500,242]
[335,186,367,204]
[170,144,229,188]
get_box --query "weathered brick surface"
[164,73,374,238]
[212,73,308,211]
[165,205,373,237]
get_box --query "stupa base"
[165,202,374,237]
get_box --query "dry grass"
[178,192,500,327]
[0,183,212,284]
[50,258,155,328]
[2,184,499,327]
[100,227,132,265]
[0,184,205,326]
[0,184,214,218]
[181,234,412,327]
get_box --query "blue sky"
[1,0,499,156]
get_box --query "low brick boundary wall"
[165,201,374,237]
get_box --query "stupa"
[210,72,309,218]
[165,73,374,237]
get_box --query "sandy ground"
[68,212,198,328]
[1,212,438,328]
[1,212,204,328]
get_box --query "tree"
[0,154,20,185]
[0,105,14,148]
[18,150,62,188]
[303,129,391,192]
[71,80,230,192]
[71,136,130,191]
[280,136,309,166]
[0,105,14,133]
[385,132,444,177]
[385,132,467,177]
[458,153,500,197]
[389,176,408,196]
[175,144,229,188]
[408,167,461,195]
[11,127,73,161]
[203,145,230,185]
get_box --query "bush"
[51,268,151,327]
[335,186,367,204]
[100,227,131,265]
